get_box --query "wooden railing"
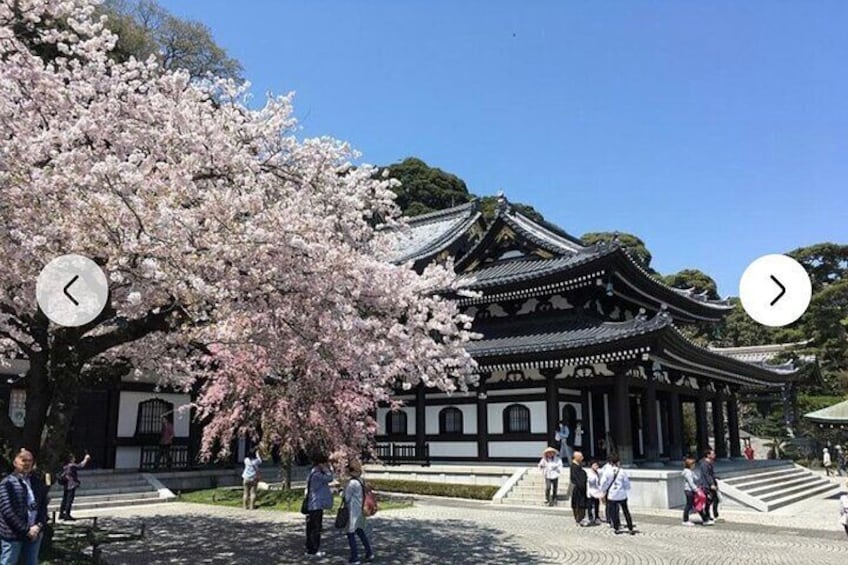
[374,443,430,466]
[140,445,191,471]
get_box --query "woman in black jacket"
[0,448,49,565]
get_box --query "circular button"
[739,254,812,327]
[36,254,109,327]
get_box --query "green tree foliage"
[581,232,654,271]
[382,158,473,216]
[663,269,720,300]
[101,0,243,80]
[479,196,544,222]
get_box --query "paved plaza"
[72,491,848,565]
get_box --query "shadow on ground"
[98,512,545,565]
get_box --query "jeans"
[243,479,257,509]
[683,491,708,523]
[346,528,373,563]
[544,478,559,504]
[1,534,43,565]
[61,486,77,516]
[588,497,601,521]
[560,443,573,463]
[608,499,634,531]
[305,509,324,554]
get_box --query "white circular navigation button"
[36,254,108,327]
[739,254,812,327]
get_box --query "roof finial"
[496,190,508,211]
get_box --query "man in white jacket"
[600,455,636,535]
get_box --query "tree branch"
[78,301,184,361]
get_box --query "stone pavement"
[72,493,848,565]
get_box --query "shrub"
[367,479,498,500]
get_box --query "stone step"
[49,481,152,493]
[48,485,157,498]
[746,475,824,498]
[722,467,802,486]
[727,470,809,492]
[761,478,833,503]
[51,476,151,488]
[49,496,175,513]
[48,491,161,506]
[765,482,839,511]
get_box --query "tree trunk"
[21,353,50,457]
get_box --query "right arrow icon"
[769,274,786,306]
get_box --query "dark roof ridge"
[405,200,479,227]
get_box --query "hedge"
[368,479,498,500]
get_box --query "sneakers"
[305,551,327,557]
[614,529,625,535]
[703,520,716,526]
[364,555,375,563]
[349,561,361,565]
[682,521,695,527]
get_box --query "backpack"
[358,478,378,517]
[56,469,68,486]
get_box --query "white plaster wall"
[425,405,477,435]
[117,392,191,438]
[488,441,548,459]
[376,407,416,435]
[487,401,546,434]
[115,447,141,469]
[428,442,478,458]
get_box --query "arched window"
[503,404,531,434]
[386,410,408,436]
[439,407,464,435]
[561,404,577,428]
[135,398,174,436]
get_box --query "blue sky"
[159,1,846,296]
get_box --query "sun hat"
[543,447,558,455]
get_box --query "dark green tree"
[382,158,473,216]
[581,232,654,271]
[663,269,720,300]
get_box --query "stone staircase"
[499,468,571,506]
[47,470,175,514]
[718,463,838,512]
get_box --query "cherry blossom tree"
[0,0,475,466]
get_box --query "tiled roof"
[465,313,670,357]
[804,398,848,424]
[505,210,585,254]
[390,202,480,264]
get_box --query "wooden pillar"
[727,392,742,458]
[695,386,709,457]
[644,377,660,464]
[668,391,683,460]
[415,385,426,457]
[712,394,728,459]
[612,373,633,464]
[544,370,559,448]
[476,374,489,461]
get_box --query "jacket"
[306,467,334,511]
[682,468,700,493]
[343,477,366,534]
[569,463,588,508]
[0,473,48,541]
[697,458,716,489]
[599,465,631,501]
[62,460,88,490]
[538,456,563,480]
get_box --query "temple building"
[378,198,803,465]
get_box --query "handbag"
[693,488,707,513]
[334,499,350,529]
[300,471,313,515]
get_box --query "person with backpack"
[304,453,334,558]
[600,455,636,535]
[342,460,375,565]
[58,451,91,521]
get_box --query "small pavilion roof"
[803,398,848,425]
[390,201,482,265]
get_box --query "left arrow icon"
[63,275,80,306]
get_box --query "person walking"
[343,461,375,565]
[304,453,334,558]
[682,456,710,526]
[538,447,563,506]
[837,446,847,477]
[600,455,635,535]
[698,448,718,524]
[570,452,590,526]
[840,480,848,538]
[556,420,572,463]
[744,442,754,461]
[59,451,91,521]
[242,449,262,510]
[823,448,834,477]
[155,415,175,470]
[586,460,603,525]
[0,449,49,565]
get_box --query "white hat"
[824,448,829,452]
